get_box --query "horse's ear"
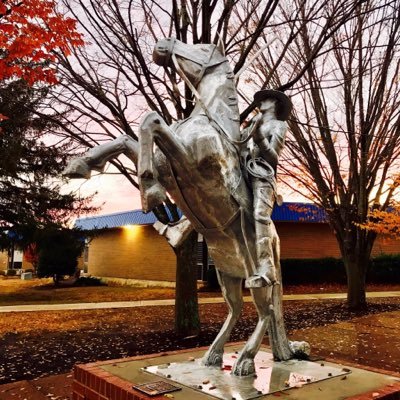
[216,31,225,56]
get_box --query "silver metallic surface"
[153,216,193,247]
[144,351,350,400]
[63,38,310,376]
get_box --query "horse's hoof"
[202,349,223,367]
[232,358,255,376]
[62,159,91,179]
[141,181,167,212]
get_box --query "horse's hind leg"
[232,286,271,376]
[268,233,310,360]
[267,282,292,360]
[202,271,243,367]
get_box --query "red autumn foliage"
[0,0,83,85]
[24,243,39,267]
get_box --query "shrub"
[204,254,400,287]
[74,276,106,287]
[368,254,400,283]
[281,255,400,284]
[36,227,84,284]
[280,258,347,284]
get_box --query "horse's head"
[153,38,227,87]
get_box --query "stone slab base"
[72,344,400,400]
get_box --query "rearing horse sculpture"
[64,38,308,377]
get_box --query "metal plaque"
[133,380,182,396]
[142,351,351,400]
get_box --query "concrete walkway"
[1,291,399,313]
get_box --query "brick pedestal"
[72,352,181,400]
[72,346,400,400]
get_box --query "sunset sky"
[66,166,308,219]
[65,170,142,216]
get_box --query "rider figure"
[243,90,292,288]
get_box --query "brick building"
[75,203,400,285]
[1,242,33,273]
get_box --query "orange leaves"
[0,0,83,85]
[358,207,400,238]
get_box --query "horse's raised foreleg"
[138,112,190,212]
[202,271,243,367]
[140,111,191,167]
[232,286,271,376]
[63,135,138,179]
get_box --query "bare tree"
[253,0,400,309]
[46,0,369,331]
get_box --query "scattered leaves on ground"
[0,297,399,385]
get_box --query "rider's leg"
[245,181,276,288]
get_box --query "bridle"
[164,38,256,146]
[160,38,224,86]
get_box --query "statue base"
[72,344,400,400]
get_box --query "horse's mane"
[196,51,241,142]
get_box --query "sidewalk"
[0,291,399,313]
[0,373,73,400]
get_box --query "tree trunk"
[335,220,375,310]
[173,230,200,337]
[344,257,367,310]
[53,274,60,286]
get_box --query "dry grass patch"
[1,277,399,307]
[0,307,178,336]
[0,277,178,306]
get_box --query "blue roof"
[75,202,326,230]
[272,202,327,223]
[75,210,159,230]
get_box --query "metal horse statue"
[64,38,308,376]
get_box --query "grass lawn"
[0,277,178,306]
[1,277,399,385]
[1,276,399,307]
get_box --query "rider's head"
[259,99,276,115]
[253,90,292,121]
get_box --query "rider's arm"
[254,121,286,169]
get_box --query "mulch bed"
[0,297,399,385]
